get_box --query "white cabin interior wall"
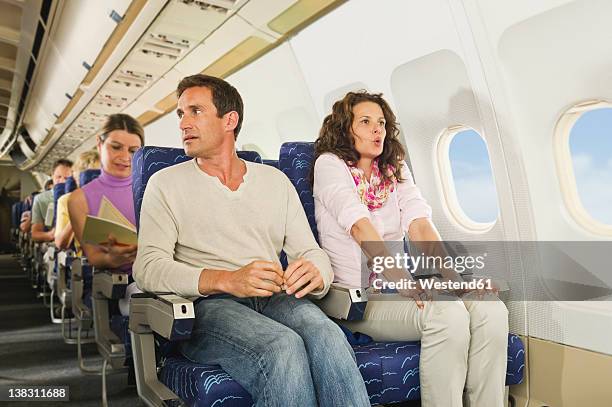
[144,41,319,159]
[463,0,612,354]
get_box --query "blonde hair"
[73,150,100,186]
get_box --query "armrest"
[91,269,130,369]
[70,257,91,329]
[313,284,368,321]
[129,293,195,340]
[129,293,195,407]
[92,269,128,300]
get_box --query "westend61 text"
[372,278,493,291]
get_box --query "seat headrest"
[52,182,66,227]
[278,142,318,242]
[64,176,77,193]
[80,169,101,187]
[262,159,279,168]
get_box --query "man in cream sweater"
[133,74,370,406]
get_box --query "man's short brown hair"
[177,74,244,139]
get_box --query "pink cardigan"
[313,153,432,287]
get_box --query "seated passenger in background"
[312,91,509,407]
[19,210,31,234]
[68,114,143,315]
[19,195,34,233]
[55,150,100,251]
[134,74,370,407]
[31,159,73,242]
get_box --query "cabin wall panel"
[467,0,612,353]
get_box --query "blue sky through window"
[569,107,612,225]
[448,129,499,223]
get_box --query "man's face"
[177,86,228,157]
[52,164,72,185]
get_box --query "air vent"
[179,0,236,14]
[112,73,150,89]
[140,33,191,60]
[94,94,129,110]
[121,69,154,82]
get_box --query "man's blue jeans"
[179,293,370,407]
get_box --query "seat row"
[9,144,524,406]
[126,142,525,407]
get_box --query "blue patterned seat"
[52,182,66,228]
[64,176,77,193]
[262,159,278,168]
[131,145,524,406]
[79,169,101,187]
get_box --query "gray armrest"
[71,259,90,324]
[56,251,71,303]
[93,270,128,300]
[92,270,130,370]
[313,284,368,321]
[129,293,195,407]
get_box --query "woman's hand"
[100,234,137,268]
[397,284,431,310]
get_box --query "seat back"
[279,142,318,242]
[262,159,278,168]
[132,147,191,230]
[80,169,101,187]
[53,182,66,227]
[131,146,263,229]
[64,176,77,193]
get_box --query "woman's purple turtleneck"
[81,168,136,226]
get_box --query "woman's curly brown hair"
[311,90,406,186]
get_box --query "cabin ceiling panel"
[0,42,17,61]
[30,0,344,169]
[151,0,229,41]
[49,1,124,77]
[25,45,74,120]
[173,15,258,75]
[0,2,21,42]
[128,67,183,114]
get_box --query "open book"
[82,197,137,246]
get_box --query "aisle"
[0,254,142,406]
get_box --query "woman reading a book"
[68,113,144,315]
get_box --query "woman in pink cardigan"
[311,90,508,407]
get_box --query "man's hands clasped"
[226,259,324,298]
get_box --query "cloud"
[572,153,612,224]
[453,174,499,223]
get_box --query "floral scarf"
[348,159,396,211]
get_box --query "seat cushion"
[354,341,422,404]
[159,333,524,406]
[159,357,253,407]
[159,340,421,406]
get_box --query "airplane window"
[447,128,499,225]
[569,107,612,225]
